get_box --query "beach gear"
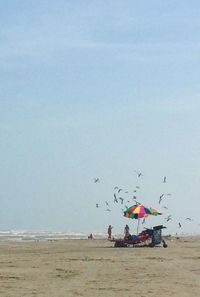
[112,225,167,248]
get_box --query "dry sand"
[0,236,200,297]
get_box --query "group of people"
[107,224,131,240]
[88,224,132,240]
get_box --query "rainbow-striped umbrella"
[124,203,162,234]
[124,204,152,219]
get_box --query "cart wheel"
[162,240,168,248]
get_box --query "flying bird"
[136,186,140,189]
[94,178,100,183]
[163,206,168,210]
[106,208,111,212]
[105,201,109,207]
[96,204,99,208]
[186,217,192,221]
[134,171,143,178]
[178,222,182,228]
[114,194,118,203]
[118,188,123,193]
[119,197,124,204]
[159,194,164,204]
[165,215,172,222]
[132,196,137,200]
[163,176,167,183]
[114,186,118,190]
[125,191,129,194]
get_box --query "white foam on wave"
[0,230,108,241]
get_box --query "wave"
[0,230,109,241]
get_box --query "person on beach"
[107,225,113,239]
[124,224,130,239]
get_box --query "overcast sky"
[0,1,200,235]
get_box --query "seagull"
[134,171,143,178]
[142,218,146,224]
[186,217,192,221]
[125,191,129,194]
[132,196,137,200]
[114,186,118,190]
[106,208,111,212]
[119,197,124,204]
[96,204,99,208]
[165,215,172,222]
[178,222,182,228]
[166,217,172,222]
[105,201,109,207]
[118,188,123,193]
[114,194,118,203]
[94,178,100,183]
[163,176,167,183]
[159,194,164,204]
[136,186,140,189]
[163,206,168,210]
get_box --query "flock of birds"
[94,171,197,232]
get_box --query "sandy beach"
[0,237,199,297]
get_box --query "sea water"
[0,230,109,241]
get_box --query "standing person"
[107,225,113,239]
[124,224,130,239]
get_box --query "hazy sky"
[1,1,200,234]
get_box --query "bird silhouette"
[118,188,122,193]
[178,222,182,228]
[114,186,118,190]
[96,204,99,208]
[165,215,172,222]
[163,206,168,210]
[134,171,143,178]
[105,201,109,207]
[186,217,192,221]
[106,208,111,212]
[119,197,124,204]
[94,178,100,183]
[163,176,167,183]
[159,194,164,204]
[114,194,118,203]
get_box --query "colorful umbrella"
[124,204,152,219]
[124,203,162,234]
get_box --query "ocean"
[0,230,109,241]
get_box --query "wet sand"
[0,236,199,297]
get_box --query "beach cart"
[112,225,167,248]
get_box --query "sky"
[0,0,200,235]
